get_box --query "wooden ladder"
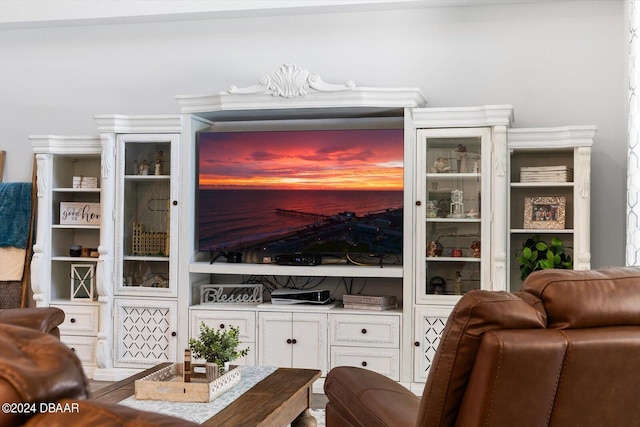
[0,150,5,182]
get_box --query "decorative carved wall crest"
[228,63,356,98]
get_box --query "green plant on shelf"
[516,235,573,281]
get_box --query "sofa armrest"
[324,367,419,427]
[0,307,65,337]
[23,399,200,427]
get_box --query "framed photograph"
[523,196,566,230]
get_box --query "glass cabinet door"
[116,134,179,296]
[416,128,491,303]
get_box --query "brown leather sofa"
[324,266,640,427]
[0,307,198,426]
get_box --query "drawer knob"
[70,318,76,323]
[220,324,225,329]
[171,331,177,337]
[70,347,76,352]
[415,341,420,347]
[361,328,367,334]
[361,361,367,367]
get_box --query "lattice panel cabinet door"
[413,306,452,383]
[113,298,178,368]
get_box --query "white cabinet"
[189,307,256,365]
[329,312,401,380]
[415,127,493,303]
[31,136,104,305]
[507,127,596,290]
[92,115,183,378]
[413,306,452,384]
[258,311,328,375]
[113,297,178,368]
[52,302,100,376]
[27,68,595,389]
[31,135,107,378]
[114,133,180,297]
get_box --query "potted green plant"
[188,322,249,380]
[516,235,573,280]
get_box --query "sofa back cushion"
[455,326,640,427]
[521,266,640,329]
[416,290,546,427]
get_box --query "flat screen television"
[197,128,404,264]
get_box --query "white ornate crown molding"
[176,63,426,115]
[30,135,102,155]
[94,115,182,133]
[411,105,514,128]
[507,126,597,149]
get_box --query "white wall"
[0,1,627,268]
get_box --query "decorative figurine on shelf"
[155,150,163,175]
[426,200,438,218]
[454,271,462,295]
[133,160,139,175]
[470,240,481,258]
[427,241,437,257]
[140,159,149,175]
[433,157,450,173]
[427,240,444,257]
[467,208,479,219]
[429,276,446,295]
[456,144,468,172]
[449,189,465,218]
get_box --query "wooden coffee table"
[93,363,321,426]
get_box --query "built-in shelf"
[52,256,99,262]
[53,188,101,192]
[425,256,481,262]
[53,224,101,229]
[510,229,574,234]
[189,261,403,278]
[510,182,574,187]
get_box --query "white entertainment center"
[30,65,595,392]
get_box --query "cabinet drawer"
[59,335,97,365]
[330,314,400,348]
[331,346,400,381]
[191,309,256,343]
[52,304,99,335]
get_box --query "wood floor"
[87,379,328,410]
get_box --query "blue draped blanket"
[0,183,32,248]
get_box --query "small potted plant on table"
[188,322,249,381]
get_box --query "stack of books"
[73,176,98,189]
[342,294,398,311]
[520,165,573,183]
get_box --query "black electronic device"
[271,289,332,305]
[275,254,322,266]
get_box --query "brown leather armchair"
[324,266,640,427]
[0,313,199,426]
[0,307,65,337]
